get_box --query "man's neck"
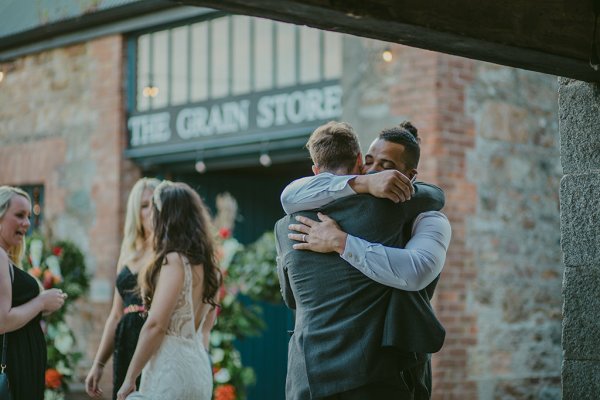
[319,167,353,176]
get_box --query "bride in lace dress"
[117,181,221,400]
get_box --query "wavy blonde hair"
[117,178,161,269]
[0,186,31,266]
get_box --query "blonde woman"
[117,181,220,400]
[0,186,66,399]
[86,178,160,399]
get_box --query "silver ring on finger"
[302,234,307,242]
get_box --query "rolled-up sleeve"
[280,173,357,214]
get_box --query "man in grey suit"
[275,122,448,399]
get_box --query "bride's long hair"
[139,181,221,308]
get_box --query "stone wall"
[559,79,600,399]
[464,65,562,399]
[338,41,564,399]
[0,35,133,386]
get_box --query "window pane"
[152,30,169,109]
[171,26,188,105]
[299,27,320,84]
[254,18,273,91]
[276,22,296,88]
[211,17,229,98]
[191,22,208,102]
[232,15,251,95]
[137,33,150,111]
[324,31,342,80]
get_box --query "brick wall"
[383,44,562,399]
[0,35,136,388]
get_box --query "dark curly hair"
[379,121,421,169]
[139,181,221,308]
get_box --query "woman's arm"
[201,306,217,350]
[0,250,64,334]
[85,289,125,396]
[120,253,185,390]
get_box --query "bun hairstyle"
[140,181,221,308]
[378,121,421,169]
[398,120,419,142]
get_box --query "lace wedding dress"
[127,257,213,400]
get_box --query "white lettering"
[177,100,251,138]
[286,91,306,124]
[255,84,342,128]
[322,85,343,118]
[257,96,274,128]
[128,112,171,147]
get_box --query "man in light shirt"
[282,121,451,293]
[274,121,450,400]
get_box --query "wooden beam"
[172,0,600,82]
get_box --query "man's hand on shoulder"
[350,170,413,203]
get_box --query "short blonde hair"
[0,186,31,266]
[306,121,361,173]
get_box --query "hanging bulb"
[142,85,159,98]
[259,153,272,167]
[195,160,207,173]
[382,48,393,63]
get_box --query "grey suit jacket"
[275,183,445,399]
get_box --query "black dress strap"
[2,263,14,372]
[1,334,6,370]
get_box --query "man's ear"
[354,153,363,172]
[312,165,319,175]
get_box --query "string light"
[142,85,159,98]
[259,152,272,167]
[195,160,206,173]
[382,48,393,63]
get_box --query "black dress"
[6,264,46,400]
[112,266,145,399]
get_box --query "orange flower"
[29,267,42,278]
[214,384,236,400]
[42,270,54,289]
[45,368,62,389]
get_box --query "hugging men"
[275,121,451,399]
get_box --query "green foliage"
[228,232,281,304]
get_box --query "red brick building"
[0,3,561,399]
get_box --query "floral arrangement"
[210,194,261,400]
[209,193,282,399]
[228,231,280,304]
[23,234,89,400]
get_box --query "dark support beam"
[172,0,600,82]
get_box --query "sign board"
[127,80,342,151]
